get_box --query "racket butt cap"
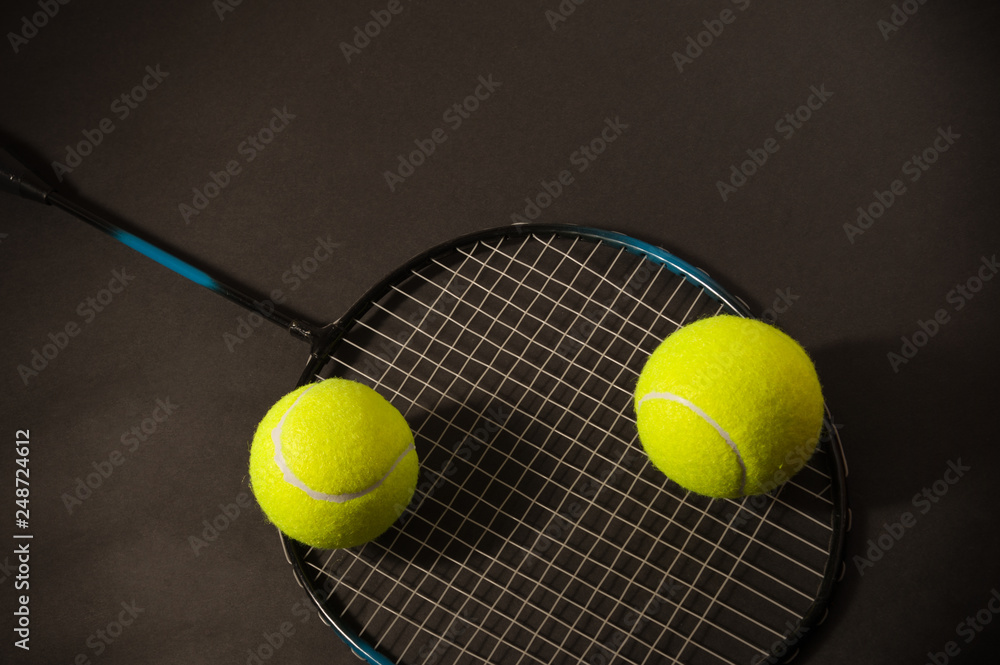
[0,147,53,204]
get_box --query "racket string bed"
[290,230,844,665]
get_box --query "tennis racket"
[2,148,848,665]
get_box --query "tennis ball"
[634,315,824,499]
[249,378,418,549]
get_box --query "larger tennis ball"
[249,378,418,549]
[634,315,824,498]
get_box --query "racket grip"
[0,147,53,203]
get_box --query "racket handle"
[0,146,51,203]
[0,146,317,344]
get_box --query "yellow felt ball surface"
[249,378,418,549]
[634,315,824,498]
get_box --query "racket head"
[278,225,848,665]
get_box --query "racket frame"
[285,224,849,665]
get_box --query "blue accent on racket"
[111,229,220,289]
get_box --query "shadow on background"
[793,329,1000,661]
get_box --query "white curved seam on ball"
[271,383,415,503]
[638,391,747,496]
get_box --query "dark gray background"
[1,1,998,663]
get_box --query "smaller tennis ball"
[249,378,418,549]
[634,315,824,499]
